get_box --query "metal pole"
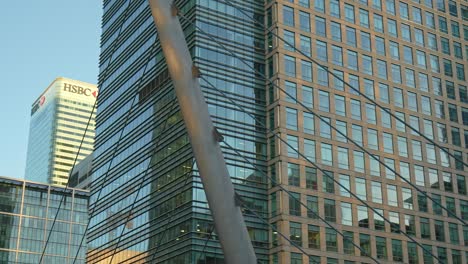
[147,1,257,263]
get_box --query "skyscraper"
[90,0,467,263]
[24,77,97,187]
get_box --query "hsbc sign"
[64,83,97,97]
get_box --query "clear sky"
[0,1,102,179]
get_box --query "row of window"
[277,234,465,264]
[282,46,465,88]
[284,0,468,31]
[285,159,467,195]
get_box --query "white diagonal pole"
[147,1,257,263]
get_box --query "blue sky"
[0,1,102,179]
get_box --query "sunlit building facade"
[24,77,97,187]
[0,176,88,263]
[90,0,467,263]
[267,0,467,263]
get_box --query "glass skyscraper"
[24,77,98,187]
[0,176,88,263]
[90,0,467,263]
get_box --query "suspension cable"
[177,11,466,226]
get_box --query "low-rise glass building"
[0,176,88,263]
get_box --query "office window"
[336,120,347,143]
[339,174,350,197]
[397,136,408,157]
[283,6,294,27]
[300,35,311,56]
[370,156,381,177]
[299,11,311,32]
[371,181,383,204]
[347,50,358,70]
[284,55,296,77]
[334,95,346,116]
[287,135,299,158]
[301,60,312,82]
[315,17,326,36]
[289,192,301,216]
[345,4,355,23]
[302,85,313,107]
[367,128,378,150]
[362,55,373,75]
[323,171,334,193]
[360,9,369,28]
[376,237,387,259]
[303,112,314,135]
[290,222,303,246]
[316,40,327,62]
[392,240,403,261]
[416,50,426,68]
[352,124,363,145]
[375,37,385,55]
[358,205,369,228]
[412,7,422,23]
[329,23,341,42]
[353,151,365,173]
[308,225,320,248]
[428,32,437,50]
[388,19,397,37]
[332,46,343,66]
[305,167,317,190]
[401,24,411,41]
[341,202,353,226]
[373,14,383,32]
[389,41,399,59]
[360,234,371,256]
[391,64,401,83]
[420,218,431,239]
[324,199,336,223]
[285,81,297,103]
[400,2,409,18]
[350,100,361,120]
[376,60,387,79]
[318,90,329,112]
[325,228,337,252]
[391,213,401,234]
[307,195,319,219]
[343,231,354,255]
[330,0,340,17]
[284,30,295,51]
[286,108,298,130]
[356,178,367,200]
[387,184,398,206]
[435,220,445,241]
[288,163,300,186]
[321,143,333,166]
[383,133,393,153]
[337,147,349,169]
[402,188,413,209]
[315,0,325,12]
[304,139,316,161]
[366,104,376,124]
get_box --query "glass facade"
[0,177,88,263]
[91,0,467,263]
[89,0,267,263]
[24,77,97,187]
